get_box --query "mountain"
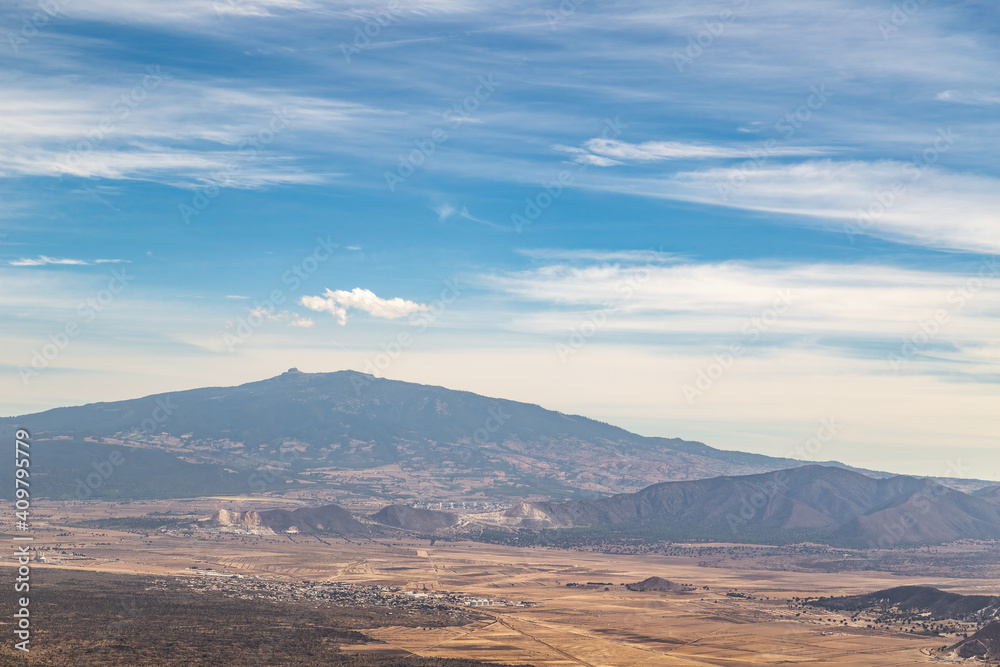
[809,586,1000,621]
[0,438,249,501]
[3,369,993,502]
[952,621,1000,660]
[0,369,821,501]
[500,465,1000,547]
[976,486,1000,503]
[212,503,366,535]
[370,505,459,531]
[625,577,691,593]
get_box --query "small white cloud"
[552,144,621,167]
[573,153,622,167]
[458,206,508,231]
[93,259,131,264]
[433,203,457,221]
[300,287,428,326]
[289,316,315,328]
[346,245,362,251]
[226,295,250,299]
[249,306,286,323]
[433,203,506,230]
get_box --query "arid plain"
[5,498,997,666]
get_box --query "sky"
[1,0,998,480]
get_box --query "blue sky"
[1,0,998,479]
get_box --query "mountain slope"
[952,621,1000,660]
[370,505,459,531]
[503,465,1000,547]
[0,369,815,500]
[809,586,1000,621]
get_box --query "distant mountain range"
[501,465,1000,548]
[194,464,1000,548]
[1,369,994,502]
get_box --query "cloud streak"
[577,154,1000,255]
[9,256,130,267]
[481,258,1000,365]
[581,138,823,163]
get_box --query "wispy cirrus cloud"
[936,90,1000,106]
[580,158,1000,255]
[0,79,373,187]
[517,248,678,263]
[9,256,130,267]
[580,138,824,163]
[238,308,315,328]
[482,257,1000,367]
[53,0,490,28]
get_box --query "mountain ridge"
[2,369,994,500]
[498,465,1000,547]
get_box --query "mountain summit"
[5,369,814,499]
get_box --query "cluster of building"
[180,575,534,610]
[410,500,511,512]
[398,589,533,607]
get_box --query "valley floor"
[3,499,995,666]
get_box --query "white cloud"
[457,206,506,230]
[56,0,488,28]
[229,308,315,328]
[936,90,1000,106]
[517,248,678,263]
[574,153,623,167]
[482,259,1000,351]
[8,255,95,266]
[552,137,825,169]
[226,295,250,299]
[582,138,822,162]
[584,158,1000,255]
[0,80,371,187]
[552,145,623,167]
[248,306,288,323]
[432,203,505,230]
[433,203,457,221]
[300,288,428,325]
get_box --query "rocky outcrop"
[952,621,1000,660]
[211,503,366,535]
